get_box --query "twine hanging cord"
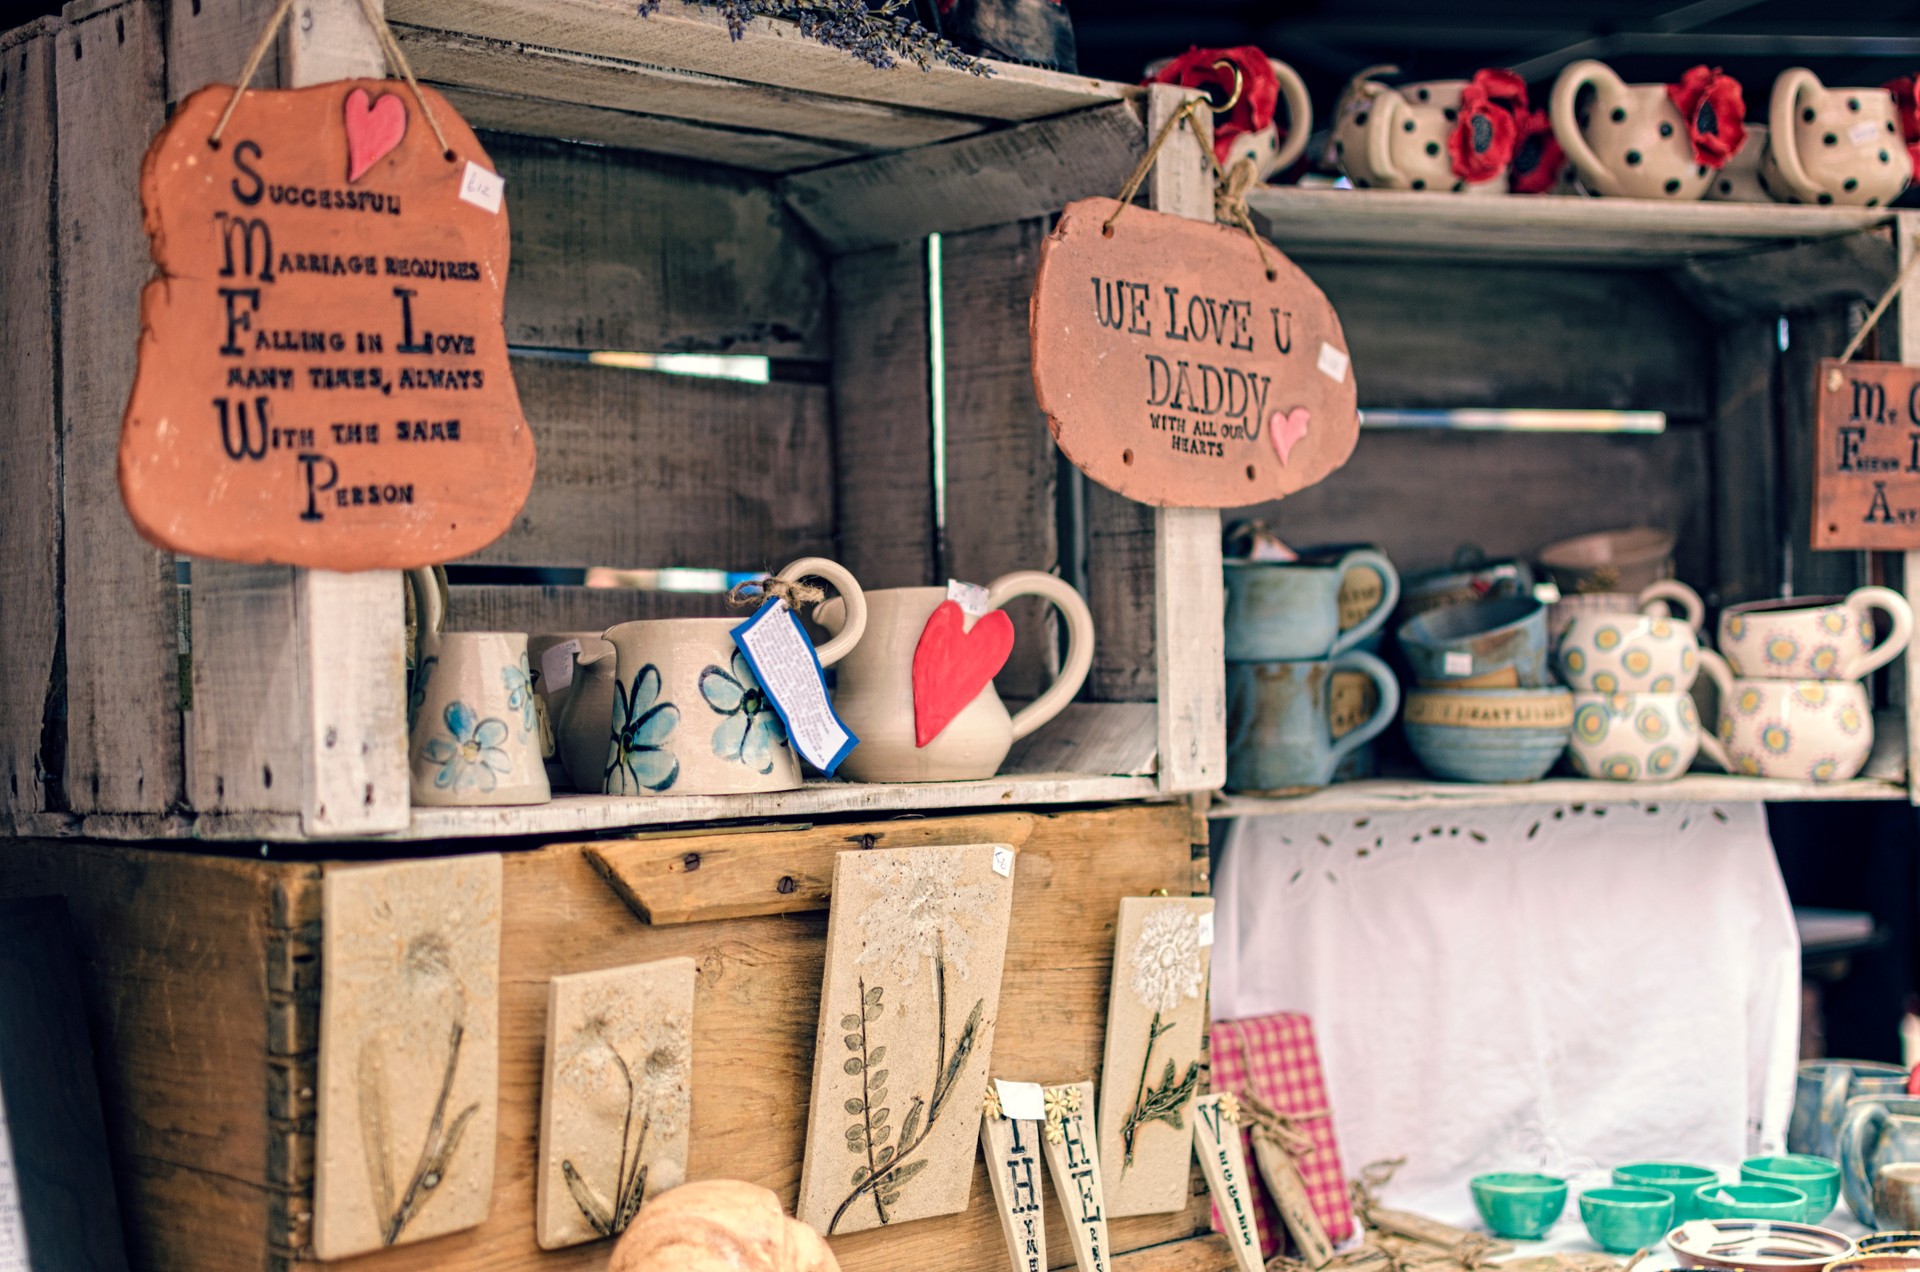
[1838,243,1920,366]
[206,0,455,161]
[728,576,826,611]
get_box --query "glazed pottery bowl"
[1569,691,1727,782]
[1694,1183,1810,1222]
[1580,1186,1674,1254]
[1471,1172,1568,1240]
[1698,653,1875,783]
[1666,1217,1855,1270]
[1741,1155,1840,1223]
[1825,1257,1920,1272]
[1538,526,1676,596]
[1404,687,1571,783]
[1615,1162,1719,1223]
[1719,588,1913,680]
[1397,551,1534,621]
[1858,1233,1920,1256]
[1399,597,1550,688]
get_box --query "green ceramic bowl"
[1471,1172,1568,1240]
[1693,1182,1810,1221]
[1578,1186,1675,1255]
[1612,1162,1719,1223]
[1742,1154,1841,1223]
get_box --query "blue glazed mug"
[1225,651,1401,793]
[1224,549,1401,662]
[1841,1096,1920,1227]
[1790,1059,1909,1158]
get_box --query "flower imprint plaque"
[1098,896,1213,1217]
[797,843,1017,1235]
[537,957,694,1249]
[315,855,502,1259]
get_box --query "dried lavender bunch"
[636,0,993,75]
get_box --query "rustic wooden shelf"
[1211,773,1908,819]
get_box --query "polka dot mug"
[1697,649,1876,783]
[1717,587,1913,681]
[1550,60,1715,199]
[1763,69,1910,208]
[1555,580,1707,694]
[1334,79,1508,194]
[1569,691,1729,782]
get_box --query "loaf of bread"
[609,1180,840,1272]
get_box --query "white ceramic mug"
[1707,123,1771,201]
[1547,580,1697,643]
[1551,60,1715,199]
[1699,649,1875,783]
[1718,587,1912,680]
[1570,691,1728,782]
[554,644,617,792]
[1555,580,1707,694]
[1339,80,1509,194]
[1144,54,1313,183]
[1766,69,1910,207]
[600,558,867,797]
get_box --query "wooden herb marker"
[981,1083,1048,1272]
[1031,197,1358,507]
[1813,359,1920,549]
[1039,1081,1112,1272]
[1192,1095,1263,1272]
[1248,1122,1335,1268]
[121,80,533,569]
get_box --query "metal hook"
[1207,58,1245,115]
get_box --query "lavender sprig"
[636,0,994,75]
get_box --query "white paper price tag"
[1317,341,1350,383]
[992,845,1015,877]
[947,578,991,619]
[459,160,505,214]
[539,638,582,694]
[1197,911,1214,947]
[1850,121,1883,145]
[1443,651,1474,676]
[995,1079,1047,1122]
[732,599,858,774]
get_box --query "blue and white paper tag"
[947,578,991,619]
[731,598,857,776]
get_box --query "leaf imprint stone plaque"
[797,843,1016,1235]
[1098,896,1213,1217]
[537,956,695,1249]
[315,854,502,1259]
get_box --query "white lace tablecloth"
[1213,799,1802,1226]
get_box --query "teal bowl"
[1403,688,1572,783]
[1694,1181,1809,1221]
[1612,1162,1719,1223]
[1471,1172,1568,1240]
[1741,1154,1840,1223]
[1578,1186,1674,1254]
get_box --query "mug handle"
[1267,58,1315,172]
[1550,60,1626,197]
[1845,585,1914,678]
[1366,91,1407,187]
[1840,1100,1890,1228]
[1325,650,1401,771]
[1329,550,1402,655]
[1768,68,1825,203]
[1697,648,1737,744]
[1638,580,1705,631]
[986,571,1095,742]
[774,557,867,668]
[1697,726,1733,773]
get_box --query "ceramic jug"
[1336,79,1508,194]
[600,558,866,797]
[818,572,1094,783]
[554,645,618,792]
[1766,70,1910,207]
[1708,124,1771,201]
[1792,1059,1911,1156]
[1840,1095,1920,1226]
[1551,61,1716,199]
[406,569,551,807]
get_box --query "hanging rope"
[1838,244,1920,366]
[1102,88,1278,280]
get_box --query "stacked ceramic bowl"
[1397,596,1571,782]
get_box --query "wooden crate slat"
[444,583,727,633]
[1712,319,1784,608]
[1894,211,1920,805]
[164,0,279,105]
[1780,306,1865,600]
[189,565,303,815]
[0,19,62,823]
[1084,483,1158,703]
[57,0,181,815]
[1680,229,1895,321]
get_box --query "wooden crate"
[0,802,1233,1271]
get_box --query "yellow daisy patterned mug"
[1718,587,1912,680]
[1555,580,1706,694]
[1697,648,1876,783]
[1569,691,1729,782]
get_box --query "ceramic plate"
[1667,1218,1853,1270]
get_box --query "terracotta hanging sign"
[1031,198,1358,508]
[1812,359,1920,550]
[120,79,533,570]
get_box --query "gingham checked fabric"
[1208,1012,1354,1258]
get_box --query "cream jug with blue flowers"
[406,568,552,807]
[599,558,867,797]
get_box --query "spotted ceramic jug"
[1764,69,1910,207]
[1551,60,1715,199]
[1336,79,1506,194]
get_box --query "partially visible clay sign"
[1813,359,1920,550]
[1031,198,1358,508]
[121,80,533,569]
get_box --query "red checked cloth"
[1209,1012,1353,1257]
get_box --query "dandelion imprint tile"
[315,855,502,1260]
[1097,896,1212,1218]
[797,843,1017,1235]
[537,957,695,1250]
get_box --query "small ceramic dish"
[1740,1155,1840,1223]
[1824,1256,1920,1272]
[1616,1161,1720,1223]
[1470,1171,1568,1240]
[1694,1183,1809,1221]
[1858,1234,1920,1257]
[1398,596,1551,689]
[1665,1217,1853,1270]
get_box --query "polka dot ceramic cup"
[1698,649,1875,782]
[1334,79,1507,194]
[1763,69,1910,207]
[1555,581,1707,694]
[1718,587,1912,680]
[1569,691,1729,782]
[1550,60,1716,199]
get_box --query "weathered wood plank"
[490,131,828,358]
[1084,482,1158,703]
[1782,305,1866,599]
[58,0,179,815]
[1711,319,1783,608]
[0,19,62,823]
[189,565,302,816]
[164,0,279,107]
[469,358,835,569]
[445,583,723,634]
[1892,212,1920,805]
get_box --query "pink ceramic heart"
[344,87,407,183]
[1271,407,1311,465]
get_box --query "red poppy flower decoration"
[1666,65,1748,168]
[1884,75,1920,179]
[1448,69,1525,183]
[1507,108,1567,194]
[1148,45,1281,164]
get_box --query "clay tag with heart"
[912,600,1014,747]
[1031,198,1359,507]
[120,80,533,569]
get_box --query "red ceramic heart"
[911,600,1015,747]
[344,87,408,182]
[1271,406,1311,465]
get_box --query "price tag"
[1850,121,1883,146]
[992,846,1015,878]
[1317,341,1351,383]
[459,159,505,213]
[947,579,991,619]
[539,638,582,694]
[731,599,858,775]
[995,1079,1047,1122]
[1443,651,1474,676]
[1197,911,1214,947]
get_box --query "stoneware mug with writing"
[1698,649,1876,782]
[600,558,867,797]
[406,569,550,807]
[1224,549,1400,661]
[1337,80,1508,194]
[1225,651,1401,793]
[1550,60,1716,199]
[1569,692,1728,782]
[1765,69,1910,207]
[1719,587,1913,680]
[1556,580,1707,694]
[1841,1097,1920,1227]
[818,572,1094,783]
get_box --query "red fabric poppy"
[1148,45,1281,164]
[1885,76,1920,178]
[1449,82,1518,183]
[1666,65,1748,168]
[1469,67,1529,118]
[1507,108,1567,195]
